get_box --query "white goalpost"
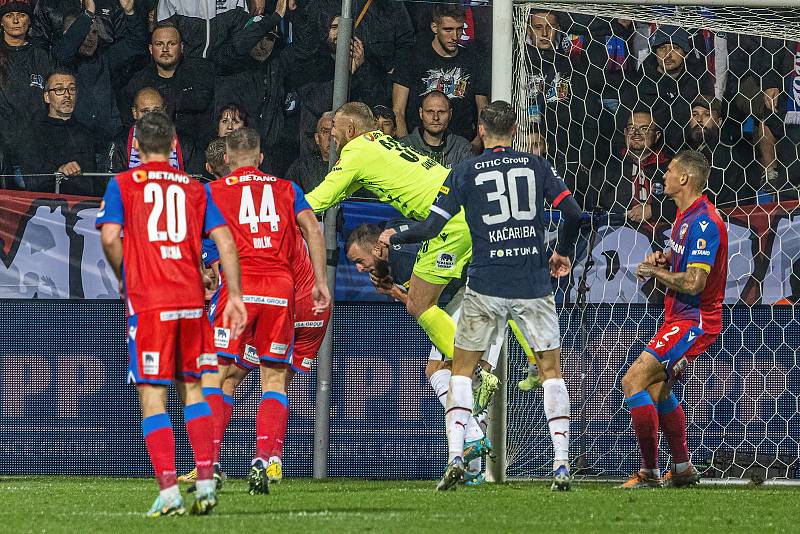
[491,0,800,483]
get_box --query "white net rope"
[508,3,800,479]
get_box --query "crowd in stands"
[0,0,797,224]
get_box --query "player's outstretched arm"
[209,226,247,338]
[379,210,449,248]
[305,158,363,213]
[100,223,124,293]
[549,194,582,277]
[297,209,332,314]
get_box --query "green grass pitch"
[3,477,799,533]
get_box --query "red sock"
[202,387,225,464]
[659,403,689,465]
[142,413,176,489]
[626,391,660,471]
[219,394,234,460]
[255,392,288,460]
[185,402,214,481]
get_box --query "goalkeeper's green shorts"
[412,209,472,286]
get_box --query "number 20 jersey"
[95,161,227,314]
[206,166,312,280]
[433,147,573,300]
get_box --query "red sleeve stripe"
[552,189,572,209]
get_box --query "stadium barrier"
[0,299,796,479]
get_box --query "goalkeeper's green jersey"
[305,130,451,220]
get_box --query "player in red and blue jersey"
[620,150,728,489]
[204,128,330,495]
[96,113,247,516]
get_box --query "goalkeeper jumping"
[306,102,541,385]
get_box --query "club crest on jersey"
[225,176,239,185]
[243,344,260,365]
[142,352,160,375]
[132,170,148,183]
[436,252,456,269]
[679,223,689,239]
[215,327,231,348]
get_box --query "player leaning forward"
[621,150,727,489]
[380,101,583,491]
[97,112,247,516]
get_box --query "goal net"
[507,1,800,480]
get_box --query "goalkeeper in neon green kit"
[306,103,542,404]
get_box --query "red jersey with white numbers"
[206,166,313,280]
[664,195,728,334]
[95,161,227,315]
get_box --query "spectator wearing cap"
[373,105,397,137]
[286,112,332,193]
[400,90,472,168]
[214,5,318,176]
[122,21,215,144]
[21,69,99,195]
[30,0,130,52]
[685,95,759,207]
[53,0,148,148]
[0,0,53,184]
[623,25,714,154]
[598,108,674,225]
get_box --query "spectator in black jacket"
[685,95,758,208]
[521,10,601,169]
[22,69,99,195]
[400,90,472,168]
[122,21,214,143]
[215,103,248,138]
[623,26,714,154]
[286,112,331,193]
[598,109,674,225]
[0,0,53,185]
[30,0,129,51]
[108,86,202,173]
[53,0,147,148]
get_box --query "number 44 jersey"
[206,166,312,279]
[432,147,575,300]
[96,161,228,315]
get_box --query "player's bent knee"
[260,363,288,394]
[536,348,562,380]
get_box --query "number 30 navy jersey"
[431,147,577,299]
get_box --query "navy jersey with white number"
[432,147,573,299]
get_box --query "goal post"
[497,0,800,482]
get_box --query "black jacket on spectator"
[686,131,759,209]
[400,128,472,169]
[286,151,327,193]
[623,54,714,153]
[122,57,215,144]
[393,41,490,140]
[30,0,128,50]
[53,10,149,146]
[0,42,53,169]
[106,127,204,176]
[597,149,675,223]
[306,0,414,75]
[524,41,602,168]
[21,116,98,195]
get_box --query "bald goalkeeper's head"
[331,102,377,156]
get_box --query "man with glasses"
[597,108,675,225]
[21,68,98,195]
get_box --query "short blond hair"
[335,102,376,133]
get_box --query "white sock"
[465,416,484,442]
[159,485,180,503]
[195,478,216,494]
[429,369,452,409]
[445,375,473,462]
[543,378,570,471]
